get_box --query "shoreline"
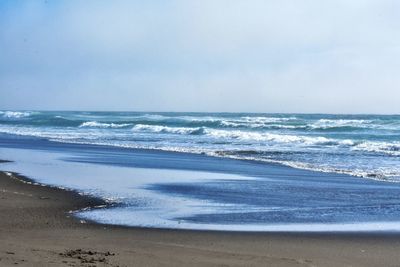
[1,170,400,266]
[4,168,397,237]
[1,128,398,184]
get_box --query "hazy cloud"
[1,0,399,113]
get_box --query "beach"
[1,171,400,267]
[2,0,400,264]
[1,112,400,266]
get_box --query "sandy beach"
[0,170,399,266]
[2,0,400,265]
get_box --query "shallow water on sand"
[1,136,400,232]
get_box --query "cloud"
[0,0,400,113]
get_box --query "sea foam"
[1,111,399,181]
[79,121,131,128]
[2,111,31,119]
[132,124,204,135]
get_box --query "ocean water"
[1,111,400,231]
[1,111,399,180]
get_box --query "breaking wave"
[309,119,372,130]
[1,111,399,181]
[203,128,355,146]
[353,141,400,156]
[131,124,356,146]
[79,121,132,128]
[132,124,205,135]
[1,111,32,119]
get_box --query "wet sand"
[1,171,400,267]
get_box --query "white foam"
[3,145,400,233]
[136,114,169,121]
[207,152,400,182]
[0,125,105,141]
[204,128,354,146]
[79,121,131,128]
[241,116,296,123]
[78,209,400,232]
[310,119,371,129]
[2,111,31,119]
[179,116,221,122]
[353,141,400,156]
[1,118,399,182]
[132,124,203,135]
[219,116,297,128]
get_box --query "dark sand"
[1,171,400,267]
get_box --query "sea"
[1,111,400,231]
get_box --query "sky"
[0,0,399,114]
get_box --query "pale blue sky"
[1,0,399,113]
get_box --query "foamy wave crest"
[132,124,204,135]
[130,125,344,146]
[310,119,371,130]
[220,120,305,129]
[209,152,400,181]
[2,111,31,119]
[220,116,297,128]
[137,114,169,121]
[79,121,131,128]
[179,116,221,123]
[0,125,105,141]
[353,141,400,156]
[241,116,296,123]
[204,129,354,146]
[273,161,399,181]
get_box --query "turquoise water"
[1,111,399,181]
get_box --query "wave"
[241,116,297,123]
[132,124,205,135]
[0,125,108,141]
[130,124,355,146]
[135,114,170,121]
[213,131,400,156]
[2,112,397,133]
[179,116,221,123]
[1,123,399,181]
[202,128,355,146]
[56,141,400,181]
[1,111,399,183]
[79,121,132,128]
[209,151,400,182]
[217,117,379,131]
[1,111,32,119]
[3,122,399,157]
[277,161,400,182]
[219,116,298,128]
[120,115,300,129]
[309,119,372,130]
[353,141,400,156]
[218,118,399,132]
[220,120,307,129]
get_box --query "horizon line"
[1,109,399,116]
